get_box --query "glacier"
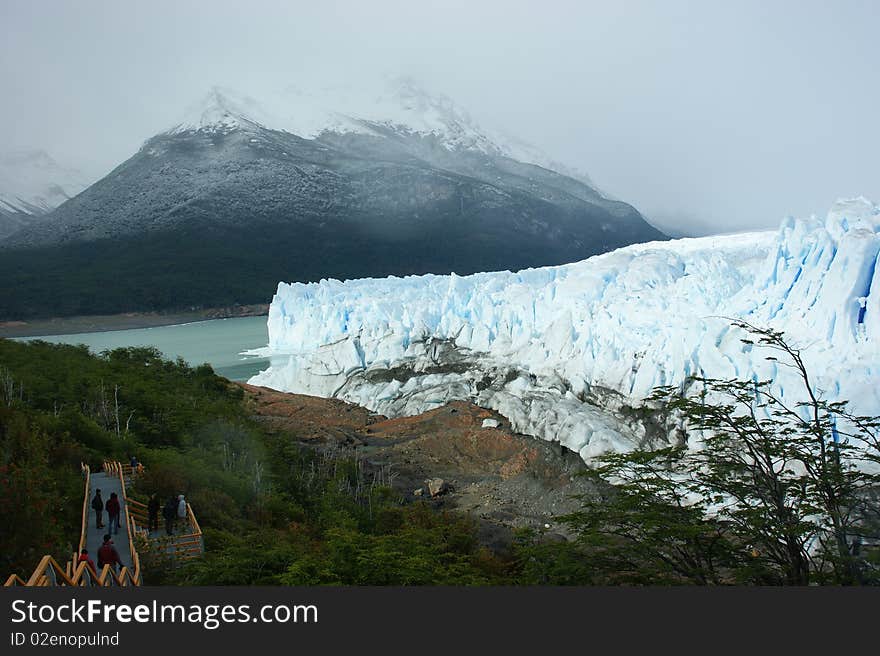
[249,198,880,461]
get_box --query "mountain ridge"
[0,149,91,240]
[0,80,665,320]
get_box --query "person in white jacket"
[177,494,187,528]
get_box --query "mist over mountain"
[0,79,664,320]
[0,150,90,240]
[644,210,725,239]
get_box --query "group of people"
[92,489,188,536]
[80,455,189,577]
[87,485,127,575]
[90,489,121,533]
[88,455,145,533]
[147,493,188,535]
[78,534,124,574]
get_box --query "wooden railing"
[2,462,141,587]
[171,502,204,561]
[4,555,140,587]
[128,497,204,562]
[5,458,203,586]
[103,460,143,488]
[109,462,143,585]
[109,460,204,562]
[126,498,151,537]
[78,462,91,555]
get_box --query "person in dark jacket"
[162,497,177,535]
[97,534,123,572]
[106,492,121,535]
[77,549,96,574]
[147,493,160,533]
[91,489,104,529]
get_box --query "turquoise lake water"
[12,316,270,381]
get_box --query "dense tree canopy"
[0,339,510,584]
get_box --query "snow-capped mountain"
[0,150,90,239]
[170,79,594,182]
[0,79,664,320]
[8,80,661,251]
[249,198,880,461]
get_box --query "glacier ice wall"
[249,198,880,460]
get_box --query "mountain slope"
[0,150,89,240]
[0,82,664,320]
[249,198,880,460]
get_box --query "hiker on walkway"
[91,489,104,529]
[130,455,145,475]
[78,549,96,574]
[147,493,160,533]
[163,496,177,535]
[106,492,121,535]
[177,494,187,529]
[97,534,123,572]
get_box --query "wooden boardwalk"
[4,461,203,586]
[84,471,133,570]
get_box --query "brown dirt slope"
[240,383,594,549]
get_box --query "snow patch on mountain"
[166,78,590,181]
[249,198,880,460]
[0,150,90,216]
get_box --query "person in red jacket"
[106,492,121,535]
[77,549,96,574]
[97,535,123,572]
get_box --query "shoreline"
[0,304,269,338]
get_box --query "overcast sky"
[1,0,877,233]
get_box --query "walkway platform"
[4,460,203,586]
[85,472,132,570]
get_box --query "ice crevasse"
[249,198,880,461]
